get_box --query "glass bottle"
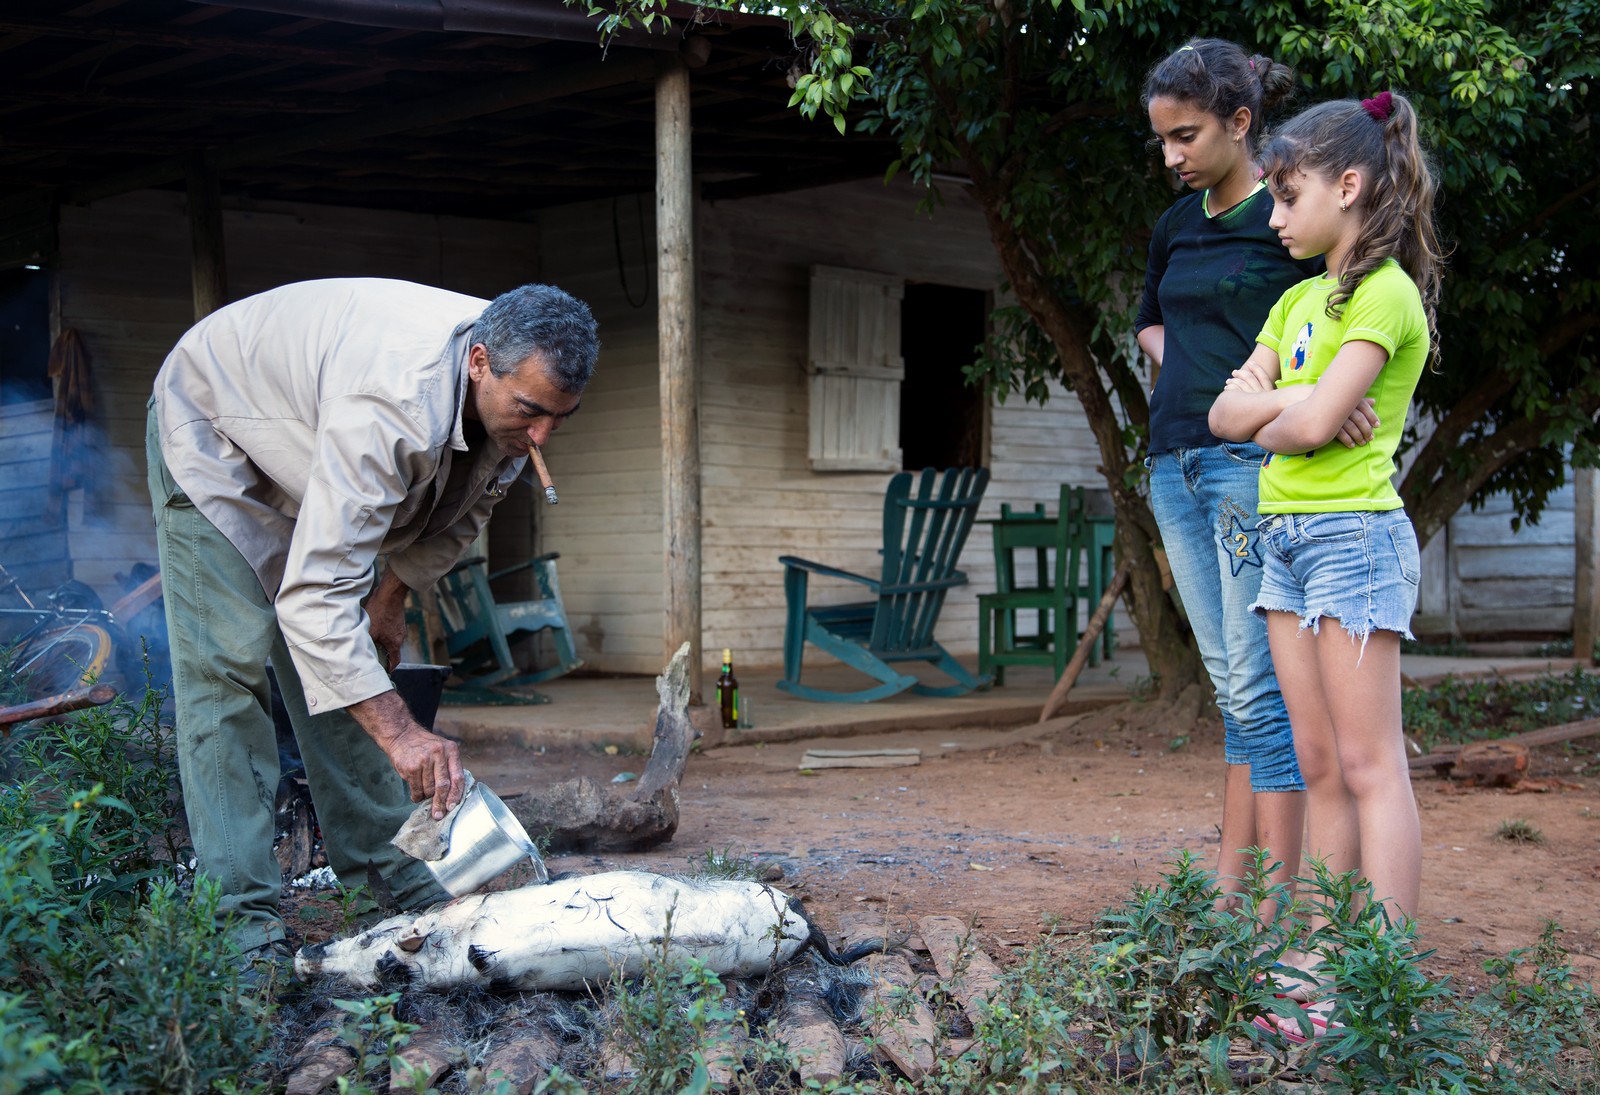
[716,649,739,730]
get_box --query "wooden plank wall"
[694,177,1109,672]
[1447,485,1575,637]
[532,195,665,675]
[0,398,68,594]
[52,190,542,602]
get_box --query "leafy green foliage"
[1470,923,1600,1093]
[1289,862,1477,1092]
[1402,666,1600,752]
[0,688,277,1092]
[598,911,749,1093]
[329,993,422,1091]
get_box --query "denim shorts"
[1251,509,1420,644]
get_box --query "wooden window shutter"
[807,264,904,472]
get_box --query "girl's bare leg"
[1267,612,1359,886]
[1218,765,1305,925]
[1215,761,1256,911]
[1253,789,1307,924]
[1316,626,1420,920]
[1265,611,1353,995]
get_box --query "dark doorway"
[900,283,987,470]
[0,266,50,406]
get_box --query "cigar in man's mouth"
[529,444,558,505]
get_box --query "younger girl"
[1208,90,1443,1033]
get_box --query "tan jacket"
[152,278,523,713]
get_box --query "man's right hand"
[349,690,465,819]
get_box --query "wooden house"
[0,1,1578,697]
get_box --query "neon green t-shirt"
[1255,259,1428,513]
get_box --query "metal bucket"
[425,782,548,896]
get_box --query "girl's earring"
[1339,198,1348,212]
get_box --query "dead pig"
[295,870,818,992]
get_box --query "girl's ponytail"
[1260,91,1444,362]
[1375,93,1443,342]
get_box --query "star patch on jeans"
[1219,512,1264,576]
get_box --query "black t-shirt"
[1135,186,1322,453]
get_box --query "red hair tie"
[1361,91,1393,122]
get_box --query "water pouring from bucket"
[394,779,548,896]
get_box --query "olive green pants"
[146,404,445,950]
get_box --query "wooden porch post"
[1574,467,1599,665]
[185,154,227,320]
[656,57,703,702]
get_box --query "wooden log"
[481,1023,561,1095]
[0,682,116,732]
[1039,560,1131,722]
[509,643,698,852]
[1452,740,1530,787]
[285,1044,355,1095]
[917,915,1004,1026]
[108,571,162,620]
[657,55,703,704]
[284,1011,354,1095]
[701,1022,745,1088]
[274,790,313,880]
[1409,716,1600,774]
[389,1028,463,1092]
[770,965,847,1084]
[839,916,936,1081]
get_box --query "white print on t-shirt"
[1289,322,1313,372]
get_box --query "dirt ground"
[443,703,1600,999]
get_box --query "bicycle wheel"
[12,624,113,700]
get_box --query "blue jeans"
[1148,443,1303,792]
[146,404,446,949]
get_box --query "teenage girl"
[1209,91,1443,1021]
[1136,39,1320,917]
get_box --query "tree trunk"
[964,167,1201,698]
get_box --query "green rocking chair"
[410,552,582,705]
[777,466,991,703]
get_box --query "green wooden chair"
[410,552,582,705]
[777,466,991,703]
[977,484,1089,685]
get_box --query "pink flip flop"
[1252,1001,1341,1045]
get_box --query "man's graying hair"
[475,283,599,392]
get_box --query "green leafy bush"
[1403,667,1600,752]
[0,684,276,1092]
[1468,923,1600,1093]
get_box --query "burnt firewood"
[389,1027,463,1092]
[283,1012,355,1095]
[917,915,1004,1026]
[509,643,698,853]
[482,1023,562,1095]
[771,965,847,1084]
[838,916,937,1081]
